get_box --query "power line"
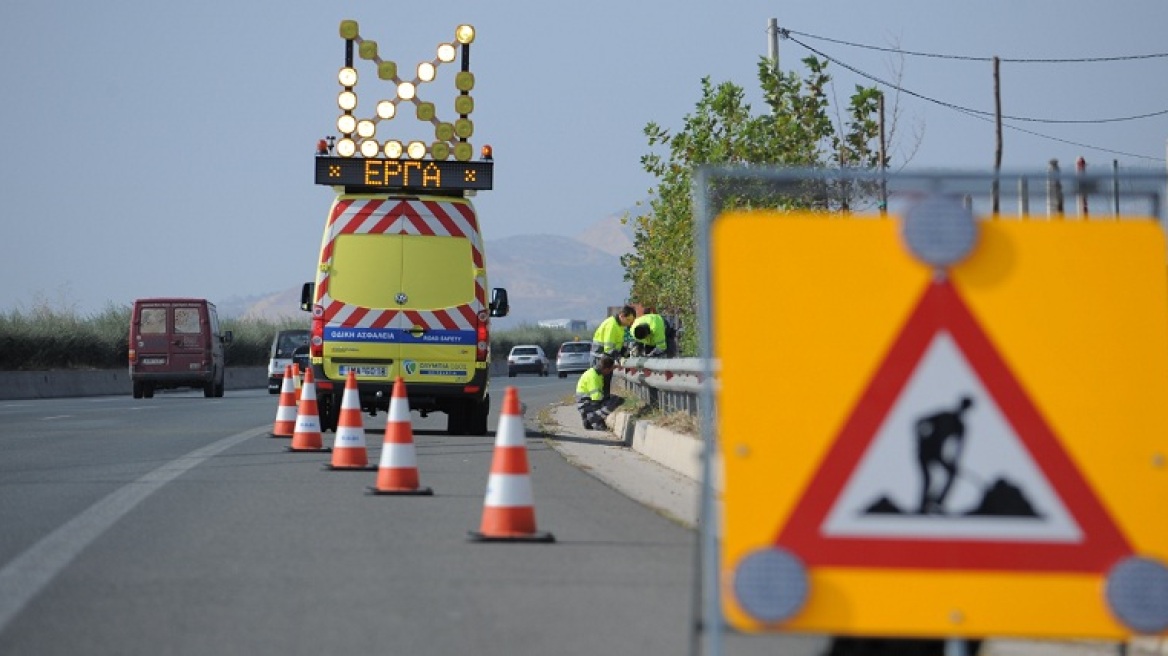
[778,33,1166,162]
[779,27,1168,63]
[785,34,1168,125]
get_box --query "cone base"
[467,530,555,543]
[270,433,292,438]
[323,464,378,471]
[366,486,434,496]
[284,446,332,453]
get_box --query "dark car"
[555,340,592,378]
[507,345,549,377]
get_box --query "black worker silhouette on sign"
[916,396,974,515]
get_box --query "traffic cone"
[367,377,432,495]
[270,364,297,438]
[286,368,330,453]
[324,371,375,471]
[468,386,554,542]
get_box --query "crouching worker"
[631,313,678,358]
[576,356,623,430]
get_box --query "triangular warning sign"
[776,280,1131,572]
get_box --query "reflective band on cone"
[367,376,432,495]
[286,368,330,453]
[270,364,297,438]
[325,370,375,470]
[469,386,554,542]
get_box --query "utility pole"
[879,92,887,214]
[767,18,779,72]
[993,56,1002,214]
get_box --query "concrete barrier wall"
[0,367,268,400]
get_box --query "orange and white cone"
[324,371,375,471]
[271,364,297,438]
[367,377,432,495]
[291,363,302,400]
[468,386,554,542]
[286,368,329,453]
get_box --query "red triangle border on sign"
[775,280,1132,573]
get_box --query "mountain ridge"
[222,212,636,327]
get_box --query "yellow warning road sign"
[713,212,1168,638]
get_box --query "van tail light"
[310,305,325,358]
[128,348,137,364]
[475,311,489,362]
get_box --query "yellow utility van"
[301,193,508,435]
[305,19,506,434]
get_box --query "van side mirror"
[300,282,315,312]
[222,330,234,344]
[489,287,509,318]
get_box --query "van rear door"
[396,233,478,386]
[134,302,208,374]
[323,232,404,381]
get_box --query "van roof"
[133,297,215,306]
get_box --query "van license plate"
[142,358,166,365]
[339,365,386,377]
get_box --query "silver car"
[555,340,592,378]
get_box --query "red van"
[128,298,232,398]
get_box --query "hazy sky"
[3,1,1167,316]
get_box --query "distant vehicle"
[555,341,592,378]
[291,346,311,383]
[507,345,549,377]
[267,329,310,393]
[128,298,232,399]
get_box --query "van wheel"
[447,401,469,435]
[132,381,143,399]
[144,384,155,399]
[204,382,215,398]
[318,394,338,432]
[469,395,489,436]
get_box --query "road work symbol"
[859,394,1042,520]
[775,280,1131,572]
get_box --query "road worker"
[630,313,677,358]
[591,305,636,396]
[576,356,623,430]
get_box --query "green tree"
[623,57,883,355]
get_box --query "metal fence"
[612,356,712,417]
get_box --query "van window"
[330,233,473,310]
[140,308,167,334]
[174,307,201,334]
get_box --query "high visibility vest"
[591,315,627,355]
[631,314,667,350]
[575,367,605,402]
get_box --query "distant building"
[537,318,588,332]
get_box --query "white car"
[507,345,549,377]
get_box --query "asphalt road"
[0,374,824,656]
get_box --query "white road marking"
[0,425,269,633]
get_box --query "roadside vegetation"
[0,304,587,371]
[622,56,895,356]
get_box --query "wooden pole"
[993,57,1002,214]
[879,92,887,214]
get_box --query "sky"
[3,1,1168,316]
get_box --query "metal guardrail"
[612,357,714,417]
